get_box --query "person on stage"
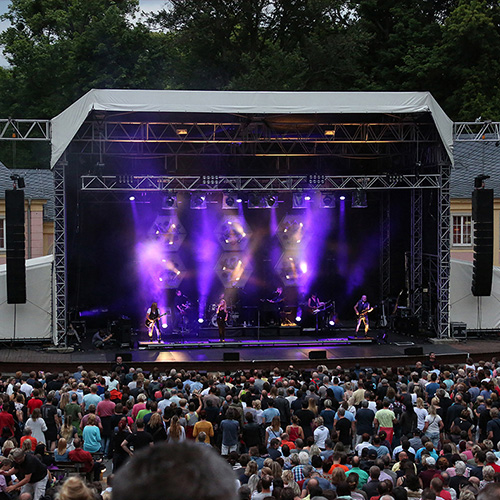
[174,289,190,332]
[92,329,112,349]
[216,299,228,342]
[308,292,326,328]
[354,294,372,336]
[146,302,162,341]
[269,287,284,325]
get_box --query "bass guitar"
[357,305,376,318]
[145,312,167,328]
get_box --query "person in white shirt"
[313,417,329,450]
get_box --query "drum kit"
[208,302,239,327]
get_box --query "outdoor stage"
[1,326,499,373]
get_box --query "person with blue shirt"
[82,414,101,453]
[261,399,280,424]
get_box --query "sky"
[0,0,168,67]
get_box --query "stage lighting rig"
[307,173,326,186]
[352,189,368,208]
[320,193,336,208]
[162,193,177,209]
[264,193,278,208]
[223,192,241,209]
[190,192,207,209]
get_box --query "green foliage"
[0,0,499,140]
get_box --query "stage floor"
[1,327,499,373]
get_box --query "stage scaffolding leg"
[410,189,423,317]
[438,162,451,339]
[54,158,67,344]
[380,192,391,300]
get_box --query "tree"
[0,0,165,118]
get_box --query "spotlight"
[162,322,168,328]
[248,193,263,209]
[223,193,237,209]
[129,195,135,201]
[321,193,336,208]
[292,193,306,209]
[307,174,326,186]
[198,318,204,324]
[304,194,311,201]
[162,194,177,209]
[265,193,278,208]
[190,192,207,209]
[296,316,302,322]
[339,195,346,201]
[236,194,243,203]
[329,319,335,326]
[352,189,368,208]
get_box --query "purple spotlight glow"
[198,318,204,324]
[162,322,168,328]
[296,315,302,322]
[129,195,135,201]
[340,195,346,201]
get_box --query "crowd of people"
[0,353,499,499]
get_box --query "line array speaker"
[5,189,26,304]
[471,189,493,296]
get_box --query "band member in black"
[146,302,162,340]
[92,329,112,349]
[269,286,284,325]
[174,289,189,332]
[308,293,326,329]
[354,294,372,336]
[216,299,228,342]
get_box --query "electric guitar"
[380,301,388,327]
[145,312,167,328]
[312,300,334,314]
[357,305,376,318]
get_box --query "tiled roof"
[451,140,500,198]
[0,162,54,220]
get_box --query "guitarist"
[354,294,372,337]
[146,302,162,340]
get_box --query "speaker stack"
[471,188,494,296]
[5,189,26,304]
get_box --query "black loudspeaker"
[223,352,239,361]
[394,316,420,335]
[404,346,423,356]
[309,350,327,360]
[472,189,493,296]
[5,189,26,304]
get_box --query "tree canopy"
[0,0,499,125]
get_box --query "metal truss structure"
[80,173,442,192]
[53,159,67,341]
[0,119,50,141]
[454,122,500,142]
[410,189,423,317]
[380,192,391,301]
[73,119,443,158]
[3,116,481,344]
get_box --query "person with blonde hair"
[423,405,443,448]
[56,476,94,500]
[414,398,428,430]
[54,438,69,462]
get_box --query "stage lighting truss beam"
[380,193,391,300]
[54,159,67,344]
[0,119,51,141]
[454,121,500,141]
[437,162,451,339]
[71,120,441,157]
[410,189,423,317]
[80,174,442,192]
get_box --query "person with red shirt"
[0,405,15,437]
[20,428,37,452]
[27,390,43,416]
[68,438,101,481]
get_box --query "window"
[0,218,5,250]
[452,215,472,246]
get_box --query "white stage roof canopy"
[50,89,453,168]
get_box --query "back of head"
[57,476,94,500]
[113,441,238,500]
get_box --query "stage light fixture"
[236,194,243,203]
[292,193,306,209]
[339,195,346,201]
[162,322,168,328]
[202,175,219,187]
[190,192,207,209]
[307,173,326,186]
[176,128,188,135]
[248,193,263,209]
[162,193,177,209]
[320,193,336,208]
[329,319,335,326]
[265,193,278,208]
[223,193,238,209]
[198,318,204,324]
[296,316,302,322]
[129,195,135,201]
[352,189,368,208]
